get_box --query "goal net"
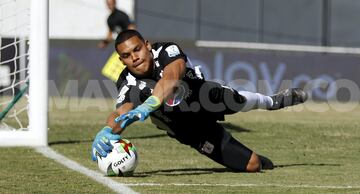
[0,0,48,146]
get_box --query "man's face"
[117,36,153,77]
[106,0,116,11]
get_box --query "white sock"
[237,91,273,112]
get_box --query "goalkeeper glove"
[115,95,161,129]
[91,126,121,161]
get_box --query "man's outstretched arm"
[115,58,186,129]
[152,58,186,104]
[98,30,113,48]
[107,102,134,134]
[91,102,134,161]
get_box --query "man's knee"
[246,152,261,172]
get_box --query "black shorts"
[165,121,253,172]
[150,80,252,171]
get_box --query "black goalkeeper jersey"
[115,42,233,137]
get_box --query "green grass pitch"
[1,98,360,193]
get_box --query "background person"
[98,0,136,82]
[98,0,136,49]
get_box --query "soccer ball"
[96,139,138,176]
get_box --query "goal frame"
[0,0,48,146]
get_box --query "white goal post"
[0,0,48,146]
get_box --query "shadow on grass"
[49,122,250,146]
[49,133,167,146]
[275,163,341,168]
[133,163,342,177]
[134,167,234,177]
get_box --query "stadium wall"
[48,40,360,102]
[136,0,360,47]
[47,0,360,47]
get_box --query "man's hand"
[115,105,150,129]
[91,126,121,161]
[115,96,161,129]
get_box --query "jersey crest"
[165,85,186,107]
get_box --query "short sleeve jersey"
[115,42,213,126]
[107,9,132,33]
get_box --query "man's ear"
[145,40,152,51]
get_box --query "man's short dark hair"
[115,30,145,51]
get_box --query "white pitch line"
[123,182,360,189]
[35,146,138,194]
[196,40,360,55]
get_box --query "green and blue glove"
[115,96,161,129]
[91,126,121,161]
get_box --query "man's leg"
[205,81,307,113]
[268,88,308,110]
[237,91,273,112]
[238,88,308,112]
[195,122,272,172]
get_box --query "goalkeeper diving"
[91,30,308,172]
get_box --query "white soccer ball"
[96,139,138,176]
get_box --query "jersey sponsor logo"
[165,45,180,57]
[165,85,186,107]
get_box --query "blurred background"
[47,0,360,102]
[50,0,360,45]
